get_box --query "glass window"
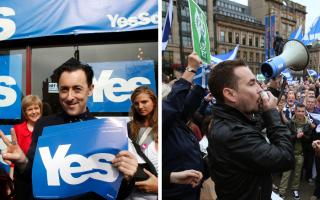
[182,36,192,47]
[181,7,189,17]
[162,1,169,13]
[261,36,265,48]
[181,21,191,32]
[235,33,239,44]
[237,50,241,58]
[220,31,225,42]
[31,42,158,101]
[249,52,253,62]
[163,51,173,64]
[242,34,246,45]
[228,32,233,43]
[255,36,259,47]
[249,35,253,46]
[256,53,260,62]
[243,51,247,60]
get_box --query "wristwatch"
[186,67,197,74]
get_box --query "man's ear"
[88,84,94,96]
[223,88,237,103]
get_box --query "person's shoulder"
[35,113,65,128]
[13,121,27,129]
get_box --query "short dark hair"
[56,58,94,86]
[295,103,306,110]
[208,59,247,103]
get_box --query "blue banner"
[264,15,276,60]
[0,0,158,41]
[87,60,156,112]
[0,54,22,119]
[32,118,128,199]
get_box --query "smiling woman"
[13,94,42,200]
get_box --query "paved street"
[200,176,316,200]
[272,175,315,200]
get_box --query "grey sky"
[230,0,318,33]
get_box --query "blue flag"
[211,44,239,64]
[193,45,239,88]
[162,0,173,51]
[289,25,303,41]
[307,69,318,77]
[32,118,128,199]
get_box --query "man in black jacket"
[207,59,295,200]
[0,59,138,199]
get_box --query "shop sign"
[87,60,156,112]
[0,54,22,119]
[0,0,158,41]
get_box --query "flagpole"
[177,0,185,66]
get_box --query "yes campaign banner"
[0,54,22,119]
[87,60,156,112]
[0,0,158,41]
[32,118,128,199]
[188,0,211,64]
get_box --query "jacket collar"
[212,103,259,125]
[61,108,94,123]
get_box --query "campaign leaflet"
[32,118,128,199]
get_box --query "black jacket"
[207,103,294,200]
[162,78,207,200]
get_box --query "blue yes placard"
[32,118,128,199]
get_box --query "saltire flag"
[162,0,173,51]
[302,16,320,45]
[211,44,239,64]
[307,69,318,77]
[193,45,240,88]
[289,25,303,41]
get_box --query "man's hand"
[170,169,203,188]
[135,168,158,193]
[182,52,202,83]
[187,52,202,70]
[112,150,138,181]
[313,140,320,157]
[0,128,27,167]
[260,91,278,111]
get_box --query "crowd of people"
[4,52,320,200]
[162,52,320,200]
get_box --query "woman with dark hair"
[0,168,14,200]
[127,85,158,199]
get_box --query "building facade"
[215,0,265,74]
[163,0,266,75]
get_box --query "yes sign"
[88,60,156,112]
[0,54,22,119]
[32,118,128,199]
